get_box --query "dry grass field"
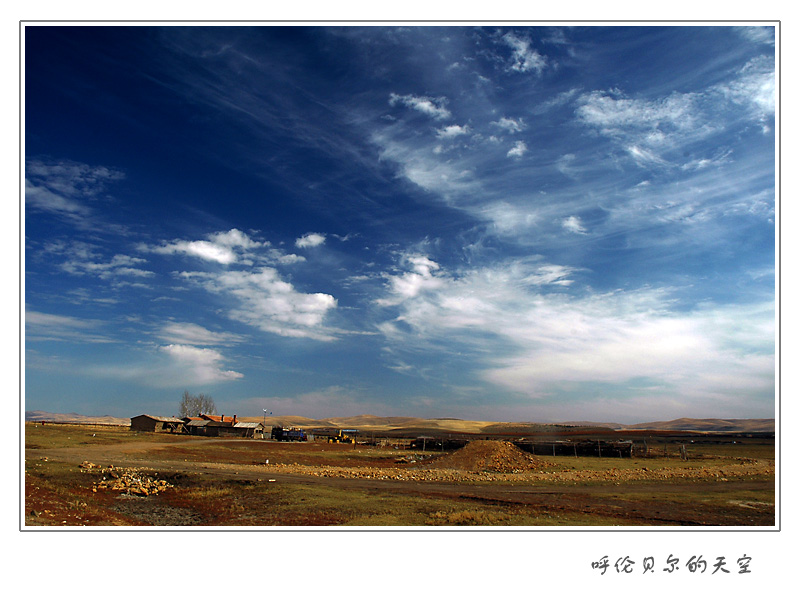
[23,422,775,527]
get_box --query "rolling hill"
[24,411,774,434]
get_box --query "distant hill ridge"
[25,411,774,433]
[25,410,132,426]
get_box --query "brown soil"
[428,440,554,472]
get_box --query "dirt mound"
[429,440,552,473]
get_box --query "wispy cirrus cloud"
[25,310,116,343]
[23,26,775,423]
[75,343,245,387]
[36,239,154,281]
[62,252,154,280]
[574,55,775,168]
[374,133,480,199]
[157,321,244,346]
[25,159,125,227]
[375,253,774,409]
[735,26,775,46]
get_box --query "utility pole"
[263,409,272,439]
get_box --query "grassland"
[23,423,775,527]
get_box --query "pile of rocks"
[79,462,173,496]
[428,440,554,473]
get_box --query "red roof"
[200,414,237,424]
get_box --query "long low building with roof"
[131,414,265,438]
[130,414,186,433]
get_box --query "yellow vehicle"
[328,429,357,444]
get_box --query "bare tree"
[179,390,217,417]
[197,393,217,415]
[179,390,192,417]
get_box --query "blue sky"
[23,25,776,423]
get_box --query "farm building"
[131,413,263,438]
[184,415,263,438]
[233,422,264,438]
[201,414,238,424]
[183,418,211,436]
[130,414,186,433]
[198,414,238,437]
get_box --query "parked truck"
[271,426,307,442]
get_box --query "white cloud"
[209,228,262,250]
[576,90,698,133]
[501,32,547,74]
[159,344,244,383]
[507,140,528,158]
[435,124,470,139]
[68,342,244,388]
[295,232,326,248]
[377,254,577,335]
[375,255,774,405]
[715,56,775,120]
[389,93,451,120]
[180,267,337,341]
[147,228,266,265]
[483,299,775,402]
[157,321,244,346]
[491,117,526,133]
[272,251,307,264]
[375,135,479,197]
[561,215,587,234]
[376,254,443,306]
[151,238,237,264]
[575,56,775,165]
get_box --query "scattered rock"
[81,463,174,497]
